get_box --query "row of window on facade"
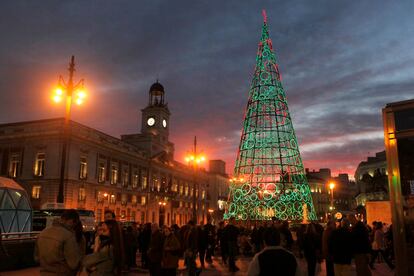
[8,152,46,178]
[95,209,196,226]
[30,185,206,210]
[9,153,206,199]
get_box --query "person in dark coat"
[204,218,216,263]
[280,221,294,250]
[322,220,336,276]
[34,209,84,276]
[161,226,181,276]
[349,216,372,276]
[302,223,322,276]
[217,221,228,264]
[147,224,164,276]
[197,222,208,269]
[183,220,198,276]
[139,223,151,269]
[224,217,240,272]
[124,226,138,269]
[329,219,354,275]
[247,227,300,276]
[250,225,262,254]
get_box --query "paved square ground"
[2,254,394,276]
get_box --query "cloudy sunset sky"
[1,0,413,177]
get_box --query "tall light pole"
[329,181,335,213]
[53,56,86,204]
[185,136,206,223]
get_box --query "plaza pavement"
[2,255,394,276]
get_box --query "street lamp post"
[329,181,335,213]
[158,201,167,226]
[53,56,86,204]
[185,136,206,223]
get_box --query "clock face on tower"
[147,117,155,126]
[162,119,167,128]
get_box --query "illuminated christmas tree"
[225,11,316,221]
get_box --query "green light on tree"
[225,11,316,221]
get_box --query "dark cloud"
[0,0,413,176]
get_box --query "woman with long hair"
[161,226,181,276]
[83,220,125,275]
[369,222,395,270]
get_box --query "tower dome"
[148,81,165,106]
[149,81,164,93]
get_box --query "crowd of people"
[34,209,395,276]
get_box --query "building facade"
[0,82,229,226]
[354,151,389,207]
[306,168,357,217]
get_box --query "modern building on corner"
[354,151,389,207]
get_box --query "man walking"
[329,219,354,276]
[34,209,83,276]
[184,220,198,276]
[224,217,240,272]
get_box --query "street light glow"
[76,90,86,99]
[55,87,63,95]
[53,95,62,103]
[329,182,335,190]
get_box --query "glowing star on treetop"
[225,11,317,221]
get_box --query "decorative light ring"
[263,190,273,201]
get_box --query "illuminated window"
[121,194,127,205]
[152,175,158,191]
[196,189,199,197]
[179,185,184,195]
[34,153,45,176]
[190,188,194,196]
[97,191,106,203]
[132,195,137,205]
[202,190,206,199]
[122,170,129,187]
[9,153,20,178]
[32,186,41,199]
[141,196,146,205]
[110,194,116,204]
[79,157,87,179]
[111,164,118,184]
[98,161,106,182]
[172,180,178,192]
[142,175,148,189]
[185,186,189,196]
[179,201,183,208]
[78,187,86,201]
[161,177,167,189]
[132,173,139,188]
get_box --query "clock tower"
[121,81,174,160]
[141,81,170,141]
